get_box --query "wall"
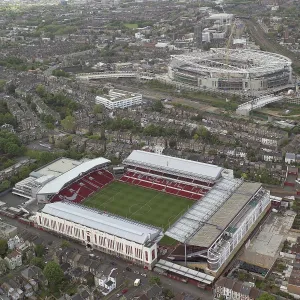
[35,211,158,269]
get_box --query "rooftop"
[38,157,110,195]
[165,178,243,245]
[31,157,82,177]
[40,202,163,244]
[96,89,141,102]
[239,210,296,270]
[123,150,223,181]
[155,259,215,285]
[207,13,234,20]
[189,181,262,247]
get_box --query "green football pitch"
[83,181,193,245]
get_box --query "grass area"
[124,23,138,29]
[83,181,193,245]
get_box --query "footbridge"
[236,94,284,116]
[76,71,155,81]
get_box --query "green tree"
[149,276,161,285]
[35,244,45,257]
[257,293,275,300]
[61,115,76,133]
[36,84,46,97]
[196,126,209,139]
[0,180,11,192]
[0,239,8,257]
[0,258,7,274]
[30,257,45,269]
[7,83,16,94]
[18,166,31,179]
[43,261,64,286]
[152,100,164,112]
[5,143,21,156]
[93,104,103,115]
[169,140,177,148]
[61,240,70,248]
[163,288,174,299]
[0,80,6,92]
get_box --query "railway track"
[246,19,300,69]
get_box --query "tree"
[0,239,8,257]
[257,293,275,300]
[169,140,177,148]
[61,115,76,133]
[5,143,22,156]
[61,240,70,248]
[0,258,7,274]
[7,82,16,94]
[43,261,64,286]
[93,104,103,115]
[35,244,45,257]
[196,126,209,140]
[36,84,46,97]
[30,257,45,269]
[152,100,164,112]
[149,276,161,285]
[0,180,11,193]
[163,288,174,299]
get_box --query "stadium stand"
[51,169,114,203]
[120,169,205,200]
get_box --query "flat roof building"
[239,210,296,276]
[95,89,142,110]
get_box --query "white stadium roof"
[123,150,222,181]
[165,177,243,245]
[155,259,215,285]
[38,157,110,195]
[41,202,163,244]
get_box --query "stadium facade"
[169,48,292,92]
[23,150,271,284]
[36,202,163,269]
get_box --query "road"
[1,214,213,299]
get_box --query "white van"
[134,278,141,287]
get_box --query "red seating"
[51,169,114,203]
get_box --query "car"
[141,273,147,277]
[116,293,121,298]
[110,261,117,266]
[122,289,128,294]
[126,267,132,272]
[134,270,139,274]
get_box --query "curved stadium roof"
[38,157,110,195]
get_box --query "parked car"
[141,273,147,277]
[122,289,128,294]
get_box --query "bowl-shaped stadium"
[168,48,292,92]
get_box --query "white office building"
[95,89,142,110]
[35,202,163,269]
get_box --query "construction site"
[168,49,292,93]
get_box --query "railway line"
[246,19,300,69]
